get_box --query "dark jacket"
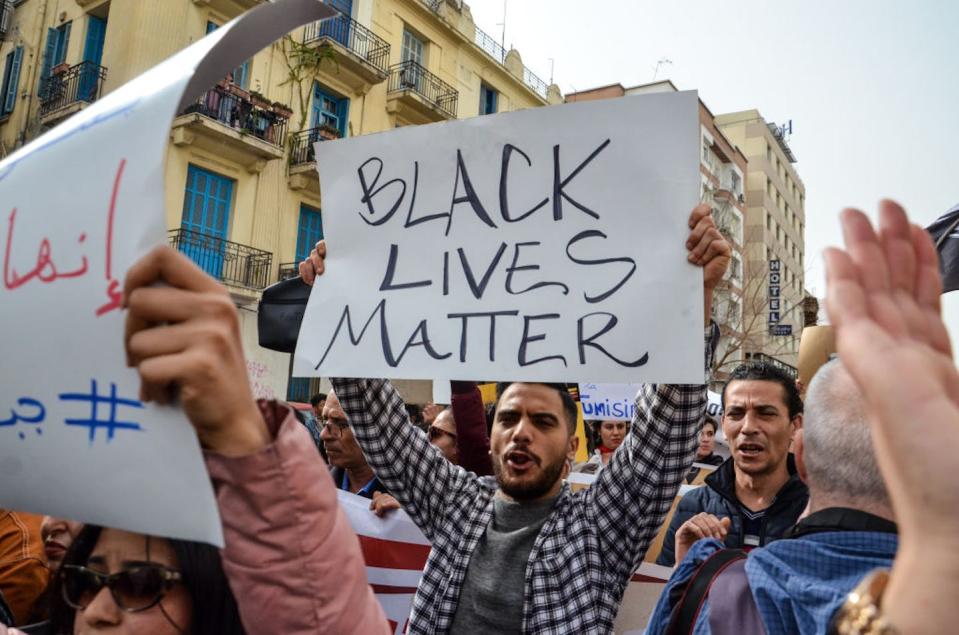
[656,454,809,566]
[329,466,389,499]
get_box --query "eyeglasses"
[61,564,183,612]
[428,426,456,442]
[318,418,349,437]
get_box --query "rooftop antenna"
[549,58,555,84]
[497,0,507,51]
[652,58,672,81]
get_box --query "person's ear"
[791,413,803,433]
[794,428,808,483]
[567,433,579,461]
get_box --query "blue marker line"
[59,379,144,444]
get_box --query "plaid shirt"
[331,328,713,634]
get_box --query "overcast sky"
[469,0,959,351]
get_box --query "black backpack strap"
[0,589,14,626]
[665,548,748,635]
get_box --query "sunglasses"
[428,426,456,441]
[61,564,183,612]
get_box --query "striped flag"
[927,203,959,293]
[337,491,429,635]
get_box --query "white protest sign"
[294,91,702,383]
[0,0,334,546]
[432,379,452,405]
[578,382,639,421]
[578,384,722,422]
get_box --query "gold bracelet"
[831,569,898,635]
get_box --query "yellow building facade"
[0,0,561,402]
[715,110,806,373]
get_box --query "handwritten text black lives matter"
[313,138,652,371]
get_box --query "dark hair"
[309,393,327,408]
[721,362,803,419]
[484,402,497,437]
[49,525,245,634]
[701,417,718,433]
[494,382,578,434]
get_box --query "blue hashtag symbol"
[59,379,144,444]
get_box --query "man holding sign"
[298,203,729,633]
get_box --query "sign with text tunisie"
[578,383,723,421]
[0,0,335,546]
[294,91,704,383]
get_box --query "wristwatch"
[831,568,899,635]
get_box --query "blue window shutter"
[55,23,71,66]
[479,84,497,115]
[179,165,234,279]
[2,47,23,115]
[233,60,250,89]
[311,84,348,136]
[329,0,352,15]
[310,81,322,128]
[206,21,218,34]
[83,16,107,66]
[337,97,349,137]
[295,205,323,262]
[41,28,57,79]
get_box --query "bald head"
[802,360,891,514]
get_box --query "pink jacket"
[205,400,389,634]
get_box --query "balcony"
[303,13,390,94]
[418,0,550,100]
[287,125,341,192]
[0,1,13,38]
[172,84,290,173]
[38,62,107,126]
[169,228,272,301]
[387,60,458,125]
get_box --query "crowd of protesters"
[0,199,956,634]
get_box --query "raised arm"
[586,204,727,580]
[450,380,493,476]
[330,378,480,540]
[124,246,387,635]
[825,201,958,634]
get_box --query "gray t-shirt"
[449,494,559,633]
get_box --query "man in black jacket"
[657,362,808,566]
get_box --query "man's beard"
[492,452,566,501]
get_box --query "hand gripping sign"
[294,91,705,384]
[0,0,335,546]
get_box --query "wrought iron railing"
[304,13,390,75]
[181,85,289,148]
[522,67,549,100]
[415,0,550,99]
[38,62,107,116]
[388,60,458,118]
[168,228,273,290]
[289,126,341,166]
[473,22,506,64]
[0,0,13,37]
[278,262,300,281]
